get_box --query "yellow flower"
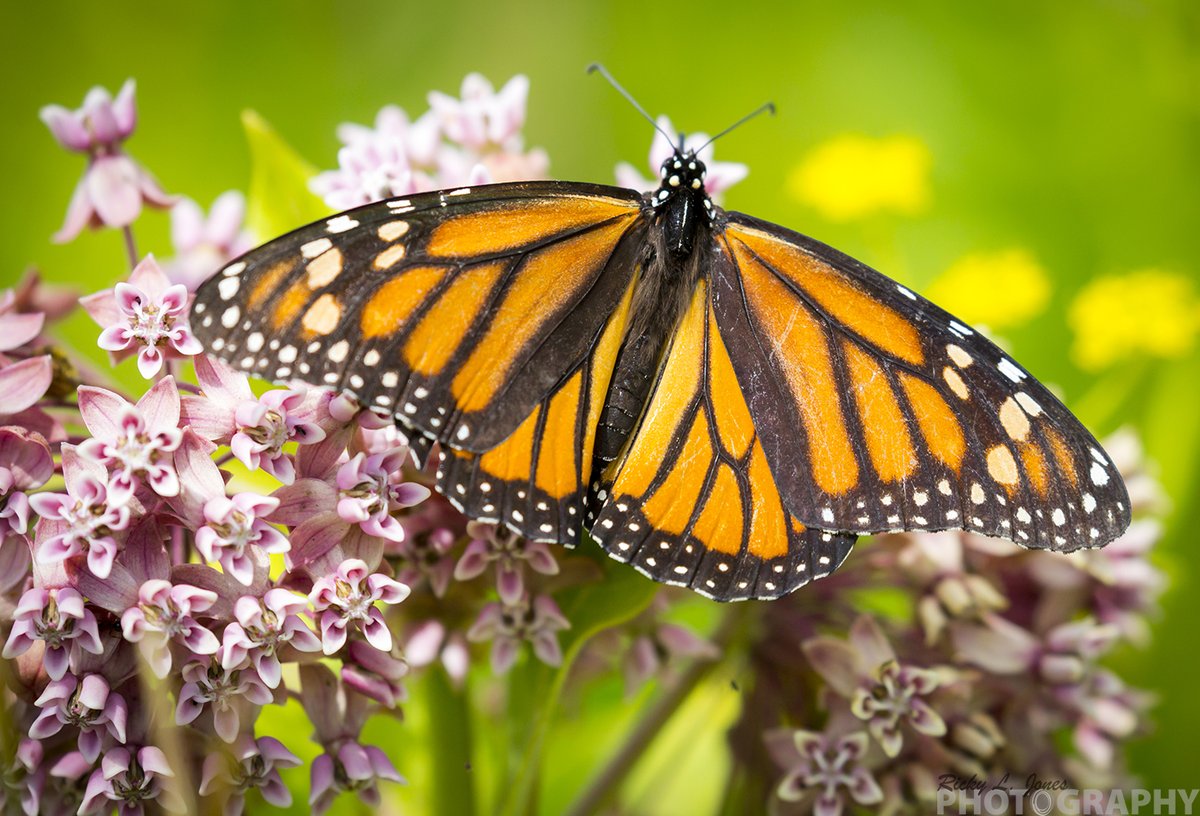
[924,249,1051,331]
[1068,268,1200,370]
[789,134,931,222]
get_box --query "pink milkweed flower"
[78,745,182,816]
[195,494,289,586]
[30,673,127,763]
[221,589,321,689]
[803,615,948,757]
[428,73,549,183]
[391,495,466,597]
[29,450,131,580]
[311,124,440,210]
[624,621,720,696]
[81,256,203,378]
[765,728,884,816]
[0,426,53,540]
[164,191,254,291]
[455,521,559,606]
[467,593,570,674]
[403,619,470,688]
[182,355,327,483]
[198,736,301,816]
[342,638,408,708]
[309,558,410,654]
[76,376,184,501]
[120,579,220,678]
[2,586,103,680]
[176,656,273,743]
[615,115,748,201]
[429,73,530,152]
[232,389,326,484]
[1,738,44,816]
[309,740,405,816]
[41,80,175,243]
[335,448,429,542]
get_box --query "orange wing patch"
[360,266,448,339]
[451,218,635,412]
[842,341,917,483]
[737,246,859,496]
[728,225,924,366]
[404,261,506,376]
[425,196,638,258]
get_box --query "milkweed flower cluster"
[5,72,1167,816]
[1,73,582,816]
[311,72,550,210]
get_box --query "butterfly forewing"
[710,214,1130,551]
[193,182,643,453]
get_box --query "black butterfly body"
[192,145,1130,601]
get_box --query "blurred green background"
[3,0,1198,804]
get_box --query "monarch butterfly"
[192,71,1129,602]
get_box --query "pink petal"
[112,79,137,137]
[97,325,134,352]
[78,289,122,330]
[0,312,45,352]
[52,175,96,243]
[113,282,147,314]
[138,375,182,430]
[40,104,91,151]
[137,345,164,378]
[169,197,205,251]
[86,154,143,228]
[0,356,52,415]
[76,385,131,440]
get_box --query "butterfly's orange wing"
[592,279,856,601]
[709,215,1130,551]
[193,182,645,454]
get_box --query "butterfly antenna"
[695,102,776,152]
[586,63,677,150]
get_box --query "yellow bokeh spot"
[789,134,932,222]
[925,249,1051,331]
[1068,268,1200,371]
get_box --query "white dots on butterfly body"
[221,261,246,278]
[217,277,240,300]
[895,284,917,301]
[221,306,241,329]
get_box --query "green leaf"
[241,109,330,241]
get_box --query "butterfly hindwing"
[592,279,857,601]
[193,181,644,452]
[711,215,1130,551]
[434,278,639,545]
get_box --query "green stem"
[564,604,753,816]
[428,666,477,816]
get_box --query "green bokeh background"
[3,0,1198,807]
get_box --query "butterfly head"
[657,149,707,193]
[653,148,714,224]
